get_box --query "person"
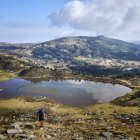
[37,107,46,128]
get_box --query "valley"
[0,36,140,140]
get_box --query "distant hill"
[0,36,140,76]
[32,36,140,61]
[1,36,140,61]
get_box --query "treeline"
[0,54,31,72]
[69,61,140,77]
[0,54,139,79]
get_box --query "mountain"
[0,36,140,76]
[32,36,140,61]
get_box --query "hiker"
[37,107,46,128]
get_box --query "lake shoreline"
[0,77,132,107]
[0,72,140,139]
[22,75,134,89]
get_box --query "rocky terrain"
[112,90,140,107]
[0,96,139,140]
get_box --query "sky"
[0,0,140,43]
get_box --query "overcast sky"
[0,0,140,43]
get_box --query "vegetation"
[0,54,31,72]
[0,69,15,82]
[32,36,140,61]
[0,97,139,139]
[0,36,140,77]
[0,37,140,139]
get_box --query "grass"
[0,98,139,136]
[0,69,16,82]
[0,96,139,139]
[0,98,43,111]
[119,78,140,89]
[0,97,139,117]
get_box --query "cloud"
[48,0,140,41]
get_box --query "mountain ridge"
[0,35,139,46]
[32,35,140,61]
[0,36,140,76]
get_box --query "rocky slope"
[0,97,139,140]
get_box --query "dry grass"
[119,78,140,89]
[0,98,139,118]
[0,69,16,82]
[87,103,139,115]
[0,97,139,139]
[0,98,44,111]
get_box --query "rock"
[4,118,8,122]
[7,123,23,134]
[19,118,25,121]
[34,96,46,101]
[105,126,114,131]
[75,119,85,124]
[0,116,4,122]
[45,135,51,139]
[18,134,37,139]
[24,123,35,129]
[102,132,112,138]
[76,137,84,140]
[0,134,8,140]
[52,117,60,123]
[86,112,96,115]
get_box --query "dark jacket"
[37,108,45,121]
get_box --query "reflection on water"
[0,78,132,107]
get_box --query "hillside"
[33,36,140,61]
[0,96,139,140]
[0,36,140,76]
[0,54,31,72]
[0,37,140,140]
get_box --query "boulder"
[18,134,37,139]
[23,123,35,129]
[7,123,23,134]
[102,132,112,138]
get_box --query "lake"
[0,78,132,107]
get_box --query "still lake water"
[0,78,132,107]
